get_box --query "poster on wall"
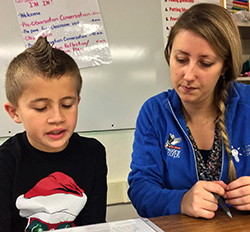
[161,0,221,46]
[13,0,112,68]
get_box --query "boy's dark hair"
[5,36,82,107]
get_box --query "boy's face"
[10,75,80,153]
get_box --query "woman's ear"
[4,102,22,124]
[221,64,229,76]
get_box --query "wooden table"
[150,208,250,232]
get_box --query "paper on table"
[57,218,164,232]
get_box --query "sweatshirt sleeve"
[74,139,107,226]
[127,99,187,218]
[0,145,17,232]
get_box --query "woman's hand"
[224,176,250,211]
[181,180,227,219]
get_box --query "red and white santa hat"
[16,172,87,225]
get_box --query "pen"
[200,173,233,219]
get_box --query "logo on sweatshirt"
[165,133,181,158]
[242,144,250,158]
[231,146,242,163]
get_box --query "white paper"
[13,0,112,68]
[161,0,221,46]
[56,218,164,232]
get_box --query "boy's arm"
[75,142,107,225]
[0,147,16,232]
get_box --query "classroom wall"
[0,0,171,137]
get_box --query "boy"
[0,36,107,231]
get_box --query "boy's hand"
[181,180,227,219]
[224,176,250,210]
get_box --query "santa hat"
[16,172,87,226]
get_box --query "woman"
[128,3,250,219]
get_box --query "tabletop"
[150,208,250,232]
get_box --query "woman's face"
[169,29,226,107]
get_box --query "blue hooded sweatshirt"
[128,81,250,217]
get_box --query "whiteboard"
[0,0,171,137]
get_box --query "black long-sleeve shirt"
[0,132,107,232]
